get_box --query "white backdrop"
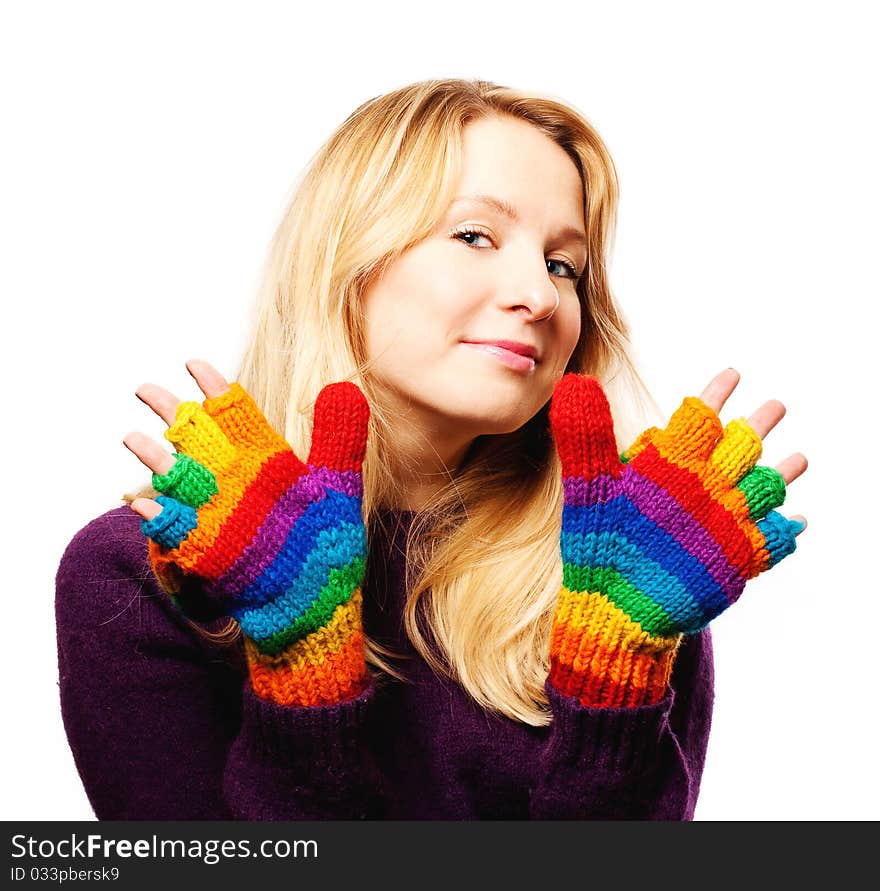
[3,0,876,820]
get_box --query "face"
[362,115,585,441]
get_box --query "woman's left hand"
[546,367,808,707]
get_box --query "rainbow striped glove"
[139,380,371,708]
[547,373,800,708]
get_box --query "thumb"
[307,381,371,472]
[549,374,622,496]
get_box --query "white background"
[2,0,877,820]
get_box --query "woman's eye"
[452,227,580,280]
[451,227,493,248]
[547,258,580,280]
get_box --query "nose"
[503,254,560,321]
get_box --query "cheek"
[361,295,385,362]
[362,269,419,360]
[559,298,583,359]
[362,288,443,376]
[365,274,474,361]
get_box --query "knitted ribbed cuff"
[543,677,675,773]
[548,588,682,707]
[237,680,376,768]
[244,590,368,708]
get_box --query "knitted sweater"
[55,504,715,820]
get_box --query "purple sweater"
[54,505,715,820]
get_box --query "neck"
[381,415,477,513]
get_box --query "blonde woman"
[55,78,808,820]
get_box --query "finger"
[698,368,740,413]
[123,432,175,475]
[790,513,808,534]
[648,396,723,467]
[549,374,621,501]
[707,417,763,484]
[135,384,182,427]
[755,509,799,571]
[163,401,238,472]
[737,465,786,519]
[745,399,786,439]
[775,452,808,485]
[138,449,218,509]
[185,358,231,400]
[130,496,162,521]
[734,459,807,525]
[140,495,199,550]
[308,381,371,472]
[124,432,216,512]
[203,383,291,454]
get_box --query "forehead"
[454,116,585,223]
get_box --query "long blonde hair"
[130,78,662,726]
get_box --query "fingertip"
[186,358,231,397]
[132,497,165,522]
[129,498,149,520]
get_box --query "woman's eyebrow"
[451,193,587,250]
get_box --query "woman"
[55,78,808,820]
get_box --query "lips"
[461,340,540,361]
[460,341,538,373]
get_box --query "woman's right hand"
[124,359,373,706]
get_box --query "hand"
[546,368,808,707]
[124,359,372,706]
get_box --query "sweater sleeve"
[529,628,714,820]
[55,506,387,820]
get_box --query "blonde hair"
[129,78,662,726]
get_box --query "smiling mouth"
[461,342,537,373]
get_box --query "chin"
[455,403,536,435]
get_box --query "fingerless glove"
[547,374,800,708]
[139,381,371,708]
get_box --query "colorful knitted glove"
[139,380,371,708]
[547,373,800,708]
